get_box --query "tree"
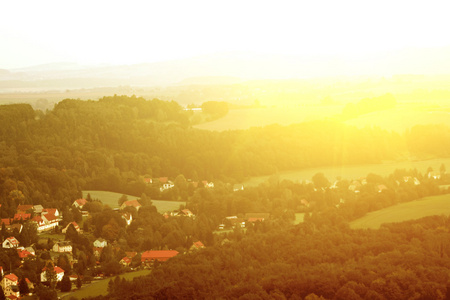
[18,277,30,295]
[118,194,128,206]
[312,173,330,189]
[59,275,72,292]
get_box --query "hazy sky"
[1,0,449,69]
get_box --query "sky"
[1,0,449,69]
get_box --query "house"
[122,213,132,226]
[17,248,34,261]
[93,238,107,248]
[32,212,60,232]
[143,178,152,184]
[40,266,65,282]
[160,181,175,192]
[245,213,270,221]
[233,184,244,192]
[25,278,34,291]
[72,198,87,209]
[190,241,205,251]
[300,199,310,208]
[1,273,19,298]
[120,256,132,267]
[13,213,31,222]
[141,250,179,264]
[125,251,137,259]
[2,237,20,248]
[178,209,194,217]
[62,222,81,233]
[52,241,72,253]
[202,181,214,188]
[33,205,44,215]
[0,218,11,226]
[42,208,60,217]
[120,200,142,211]
[6,224,23,234]
[16,205,33,214]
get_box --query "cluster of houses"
[0,204,62,234]
[143,177,215,193]
[218,213,270,230]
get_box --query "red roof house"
[141,250,179,263]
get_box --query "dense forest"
[0,94,449,210]
[89,215,450,300]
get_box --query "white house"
[1,273,19,298]
[72,198,87,209]
[93,238,107,248]
[52,241,73,253]
[40,266,65,282]
[2,237,20,248]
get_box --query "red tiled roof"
[141,250,178,262]
[13,213,31,221]
[1,218,11,225]
[17,205,33,212]
[5,237,20,246]
[122,200,141,208]
[17,249,34,259]
[121,257,132,264]
[159,177,169,183]
[4,273,18,282]
[75,198,87,206]
[42,266,64,274]
[193,241,205,249]
[43,208,58,215]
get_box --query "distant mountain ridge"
[1,47,450,90]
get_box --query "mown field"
[244,158,450,187]
[349,194,450,229]
[82,190,185,213]
[59,270,151,300]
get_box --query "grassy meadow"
[350,194,450,229]
[59,270,151,300]
[82,190,185,213]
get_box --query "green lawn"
[59,270,151,299]
[243,158,450,187]
[350,194,450,229]
[82,190,185,213]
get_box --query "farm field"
[345,105,450,132]
[349,194,450,229]
[243,157,450,187]
[59,270,151,300]
[193,105,343,131]
[82,190,185,213]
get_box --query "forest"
[0,95,450,299]
[88,215,450,300]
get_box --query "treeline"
[88,215,450,300]
[0,95,449,208]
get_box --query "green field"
[59,270,151,299]
[82,191,185,213]
[345,105,450,132]
[244,158,450,187]
[350,194,450,229]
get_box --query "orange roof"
[14,213,31,221]
[75,198,87,206]
[141,250,178,262]
[121,257,132,263]
[17,205,33,212]
[17,249,34,259]
[42,266,64,274]
[159,177,169,183]
[122,200,141,208]
[4,273,18,282]
[1,218,11,225]
[193,241,205,249]
[43,208,58,215]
